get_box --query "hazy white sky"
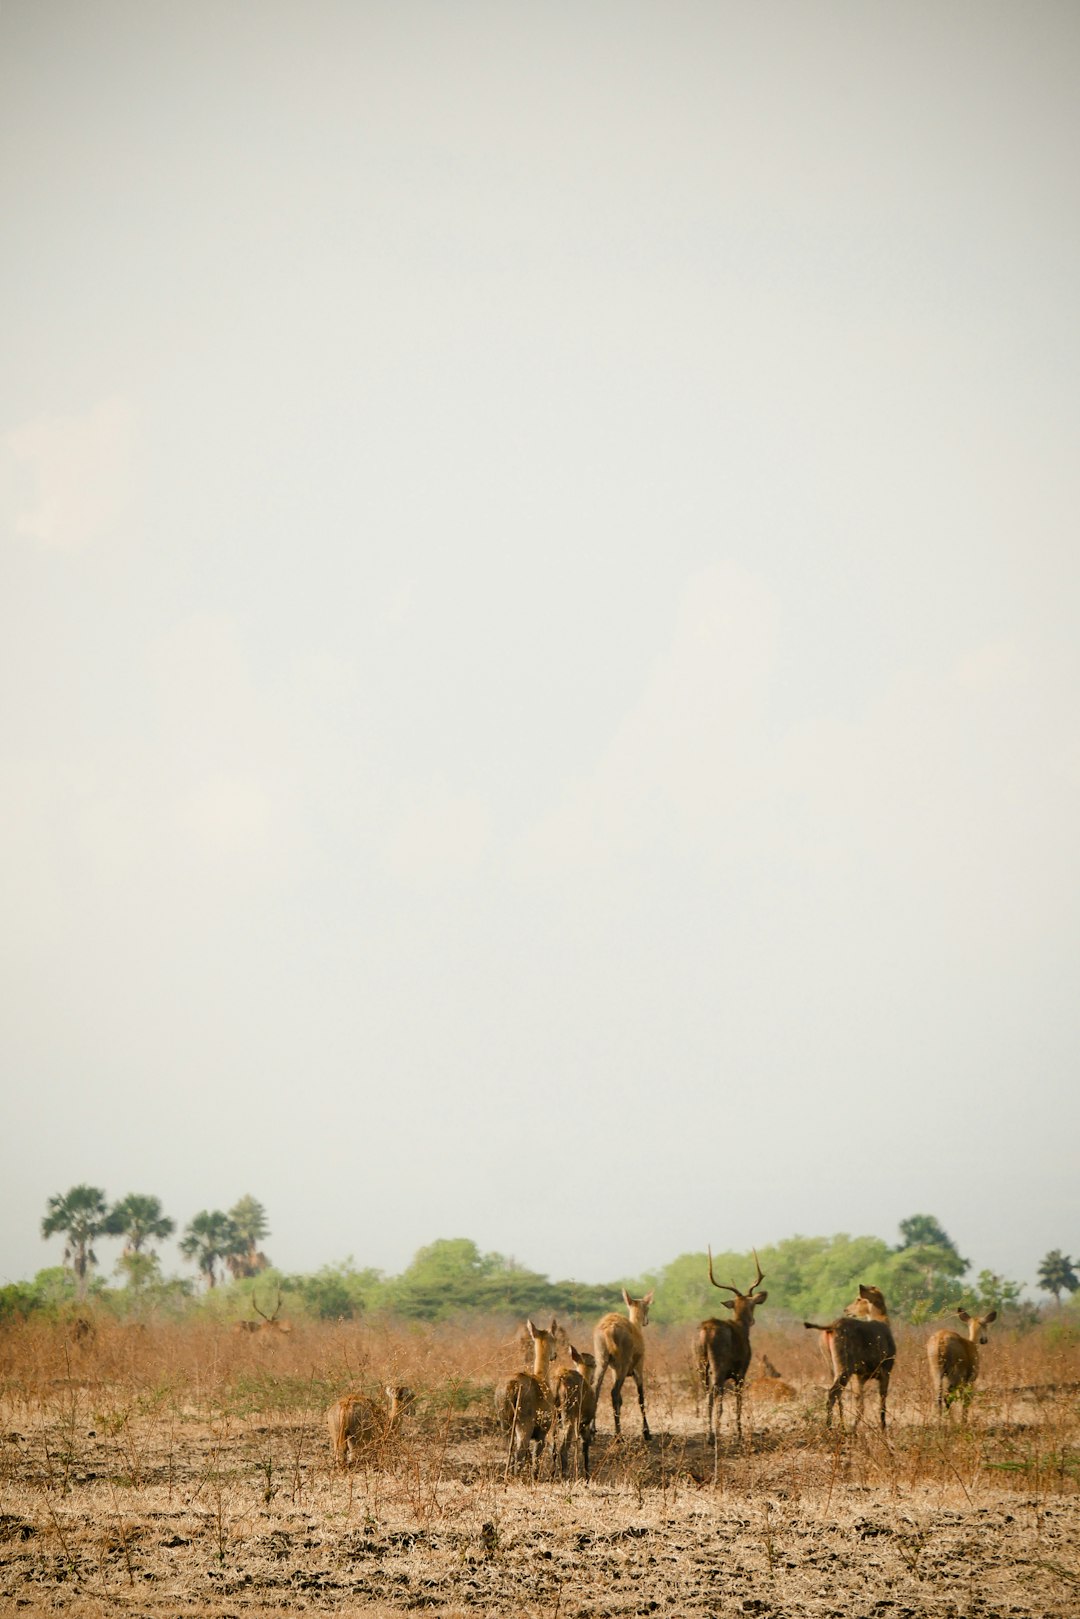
[2,2,1078,1294]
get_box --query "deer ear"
[642,1290,654,1306]
[858,1284,871,1299]
[722,1299,735,1312]
[957,1308,971,1321]
[526,1318,538,1337]
[621,1288,632,1308]
[571,1345,583,1366]
[753,1290,768,1306]
[984,1310,997,1324]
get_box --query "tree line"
[38,1185,271,1297]
[21,1188,1080,1326]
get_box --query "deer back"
[697,1316,753,1386]
[829,1315,896,1380]
[327,1393,390,1466]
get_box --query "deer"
[927,1308,997,1415]
[234,1289,292,1334]
[749,1353,796,1403]
[804,1283,896,1429]
[551,1345,597,1481]
[696,1249,768,1446]
[327,1384,413,1469]
[810,1290,874,1370]
[593,1288,653,1441]
[497,1318,559,1478]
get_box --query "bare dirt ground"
[0,1316,1076,1617]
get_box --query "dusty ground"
[0,1318,1076,1616]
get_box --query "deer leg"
[734,1378,744,1441]
[593,1362,609,1433]
[610,1372,625,1437]
[877,1371,890,1431]
[704,1364,716,1444]
[632,1368,650,1440]
[826,1370,850,1427]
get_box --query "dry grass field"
[1,1312,1077,1617]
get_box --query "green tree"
[115,1250,163,1290]
[897,1214,969,1269]
[224,1195,270,1279]
[41,1185,110,1299]
[286,1259,386,1320]
[1037,1249,1079,1304]
[969,1269,1024,1316]
[180,1210,236,1289]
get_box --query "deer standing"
[927,1308,997,1415]
[327,1384,412,1468]
[498,1318,558,1478]
[551,1345,597,1480]
[593,1288,653,1440]
[804,1283,896,1430]
[696,1249,768,1448]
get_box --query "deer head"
[707,1247,768,1319]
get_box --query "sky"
[2,1,1078,1297]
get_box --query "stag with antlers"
[695,1248,768,1449]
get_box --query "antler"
[252,1288,283,1323]
[707,1245,738,1294]
[748,1248,765,1295]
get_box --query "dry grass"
[0,1312,1077,1616]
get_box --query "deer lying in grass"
[804,1283,896,1429]
[327,1384,412,1468]
[551,1345,597,1480]
[696,1249,768,1446]
[749,1354,795,1403]
[234,1290,292,1334]
[927,1308,997,1415]
[498,1318,558,1478]
[593,1289,653,1440]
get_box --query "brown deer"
[551,1345,597,1480]
[696,1249,768,1445]
[234,1289,292,1334]
[927,1308,997,1415]
[804,1283,896,1429]
[327,1384,413,1469]
[497,1318,559,1478]
[593,1289,653,1440]
[749,1354,795,1403]
[810,1290,874,1370]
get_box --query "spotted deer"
[551,1345,597,1480]
[498,1318,559,1478]
[696,1249,768,1447]
[804,1283,896,1429]
[927,1308,997,1415]
[593,1289,653,1440]
[327,1384,413,1468]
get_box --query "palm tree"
[106,1193,175,1255]
[1037,1250,1079,1305]
[225,1195,270,1279]
[180,1210,237,1290]
[41,1185,110,1299]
